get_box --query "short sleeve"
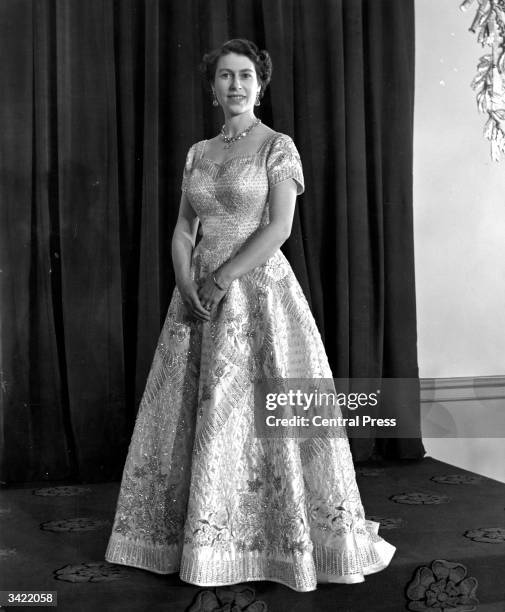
[266,134,305,195]
[181,144,196,192]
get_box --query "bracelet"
[212,273,226,291]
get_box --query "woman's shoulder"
[264,131,300,160]
[265,130,298,151]
[259,125,293,144]
[267,130,293,140]
[187,136,220,159]
[187,139,207,152]
[183,140,207,166]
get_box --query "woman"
[105,38,395,592]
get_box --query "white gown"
[105,132,395,591]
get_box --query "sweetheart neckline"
[200,153,258,167]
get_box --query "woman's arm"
[214,178,298,288]
[172,193,212,321]
[171,192,200,286]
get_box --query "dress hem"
[105,532,396,593]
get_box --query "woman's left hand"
[197,273,228,313]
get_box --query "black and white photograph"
[1,1,504,610]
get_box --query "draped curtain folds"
[0,0,424,483]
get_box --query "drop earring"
[255,92,261,107]
[212,92,219,107]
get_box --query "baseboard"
[420,375,505,403]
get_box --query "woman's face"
[213,52,261,117]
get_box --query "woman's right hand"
[177,278,211,322]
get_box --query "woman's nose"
[230,75,242,89]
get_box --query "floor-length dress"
[105,132,395,592]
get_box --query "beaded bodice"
[181,132,304,270]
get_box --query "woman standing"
[105,38,395,592]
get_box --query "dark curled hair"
[200,39,273,99]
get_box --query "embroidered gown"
[105,132,395,592]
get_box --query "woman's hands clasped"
[177,274,228,322]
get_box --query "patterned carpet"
[1,457,504,611]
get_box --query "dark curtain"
[0,0,424,484]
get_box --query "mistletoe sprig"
[461,0,505,161]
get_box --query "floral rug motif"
[430,474,483,485]
[186,585,267,611]
[33,486,92,497]
[54,562,132,582]
[463,527,505,543]
[40,517,110,532]
[390,491,450,505]
[367,515,404,529]
[0,548,17,559]
[405,559,479,611]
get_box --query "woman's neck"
[222,112,258,137]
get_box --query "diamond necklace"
[220,118,262,149]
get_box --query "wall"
[414,0,505,482]
[414,0,505,379]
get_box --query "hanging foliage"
[461,0,505,161]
